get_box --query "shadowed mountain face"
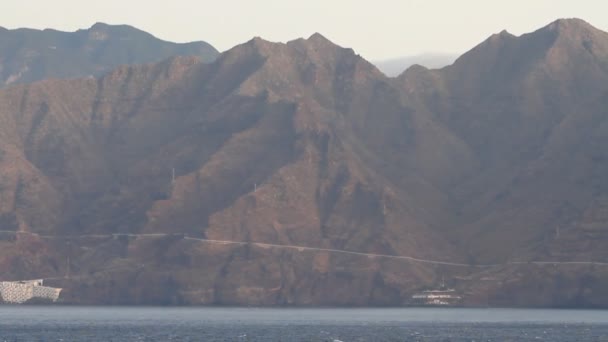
[1,19,608,307]
[399,18,608,264]
[0,23,219,87]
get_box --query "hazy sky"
[2,0,607,60]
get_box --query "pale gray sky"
[2,0,607,60]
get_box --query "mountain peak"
[308,32,330,42]
[242,36,281,55]
[90,22,110,29]
[546,18,595,32]
[497,29,514,37]
[87,22,144,37]
[451,18,607,74]
[250,36,272,45]
[486,29,516,44]
[306,32,340,49]
[539,18,605,43]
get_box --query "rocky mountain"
[0,19,607,307]
[399,18,608,261]
[0,23,219,87]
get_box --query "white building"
[0,280,62,304]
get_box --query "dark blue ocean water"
[0,307,607,341]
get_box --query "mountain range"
[0,23,218,87]
[0,19,607,307]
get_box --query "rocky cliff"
[0,19,607,307]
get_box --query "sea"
[0,307,607,341]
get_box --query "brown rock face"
[398,18,608,264]
[1,19,608,307]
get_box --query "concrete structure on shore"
[0,280,62,304]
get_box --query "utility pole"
[66,256,71,279]
[172,168,176,184]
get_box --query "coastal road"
[2,230,608,268]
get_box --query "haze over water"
[1,307,607,341]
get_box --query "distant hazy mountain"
[1,19,608,308]
[0,23,219,87]
[373,53,457,76]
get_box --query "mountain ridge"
[0,18,607,307]
[0,22,219,88]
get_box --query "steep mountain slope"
[0,35,461,305]
[398,18,608,264]
[0,23,218,87]
[1,19,608,307]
